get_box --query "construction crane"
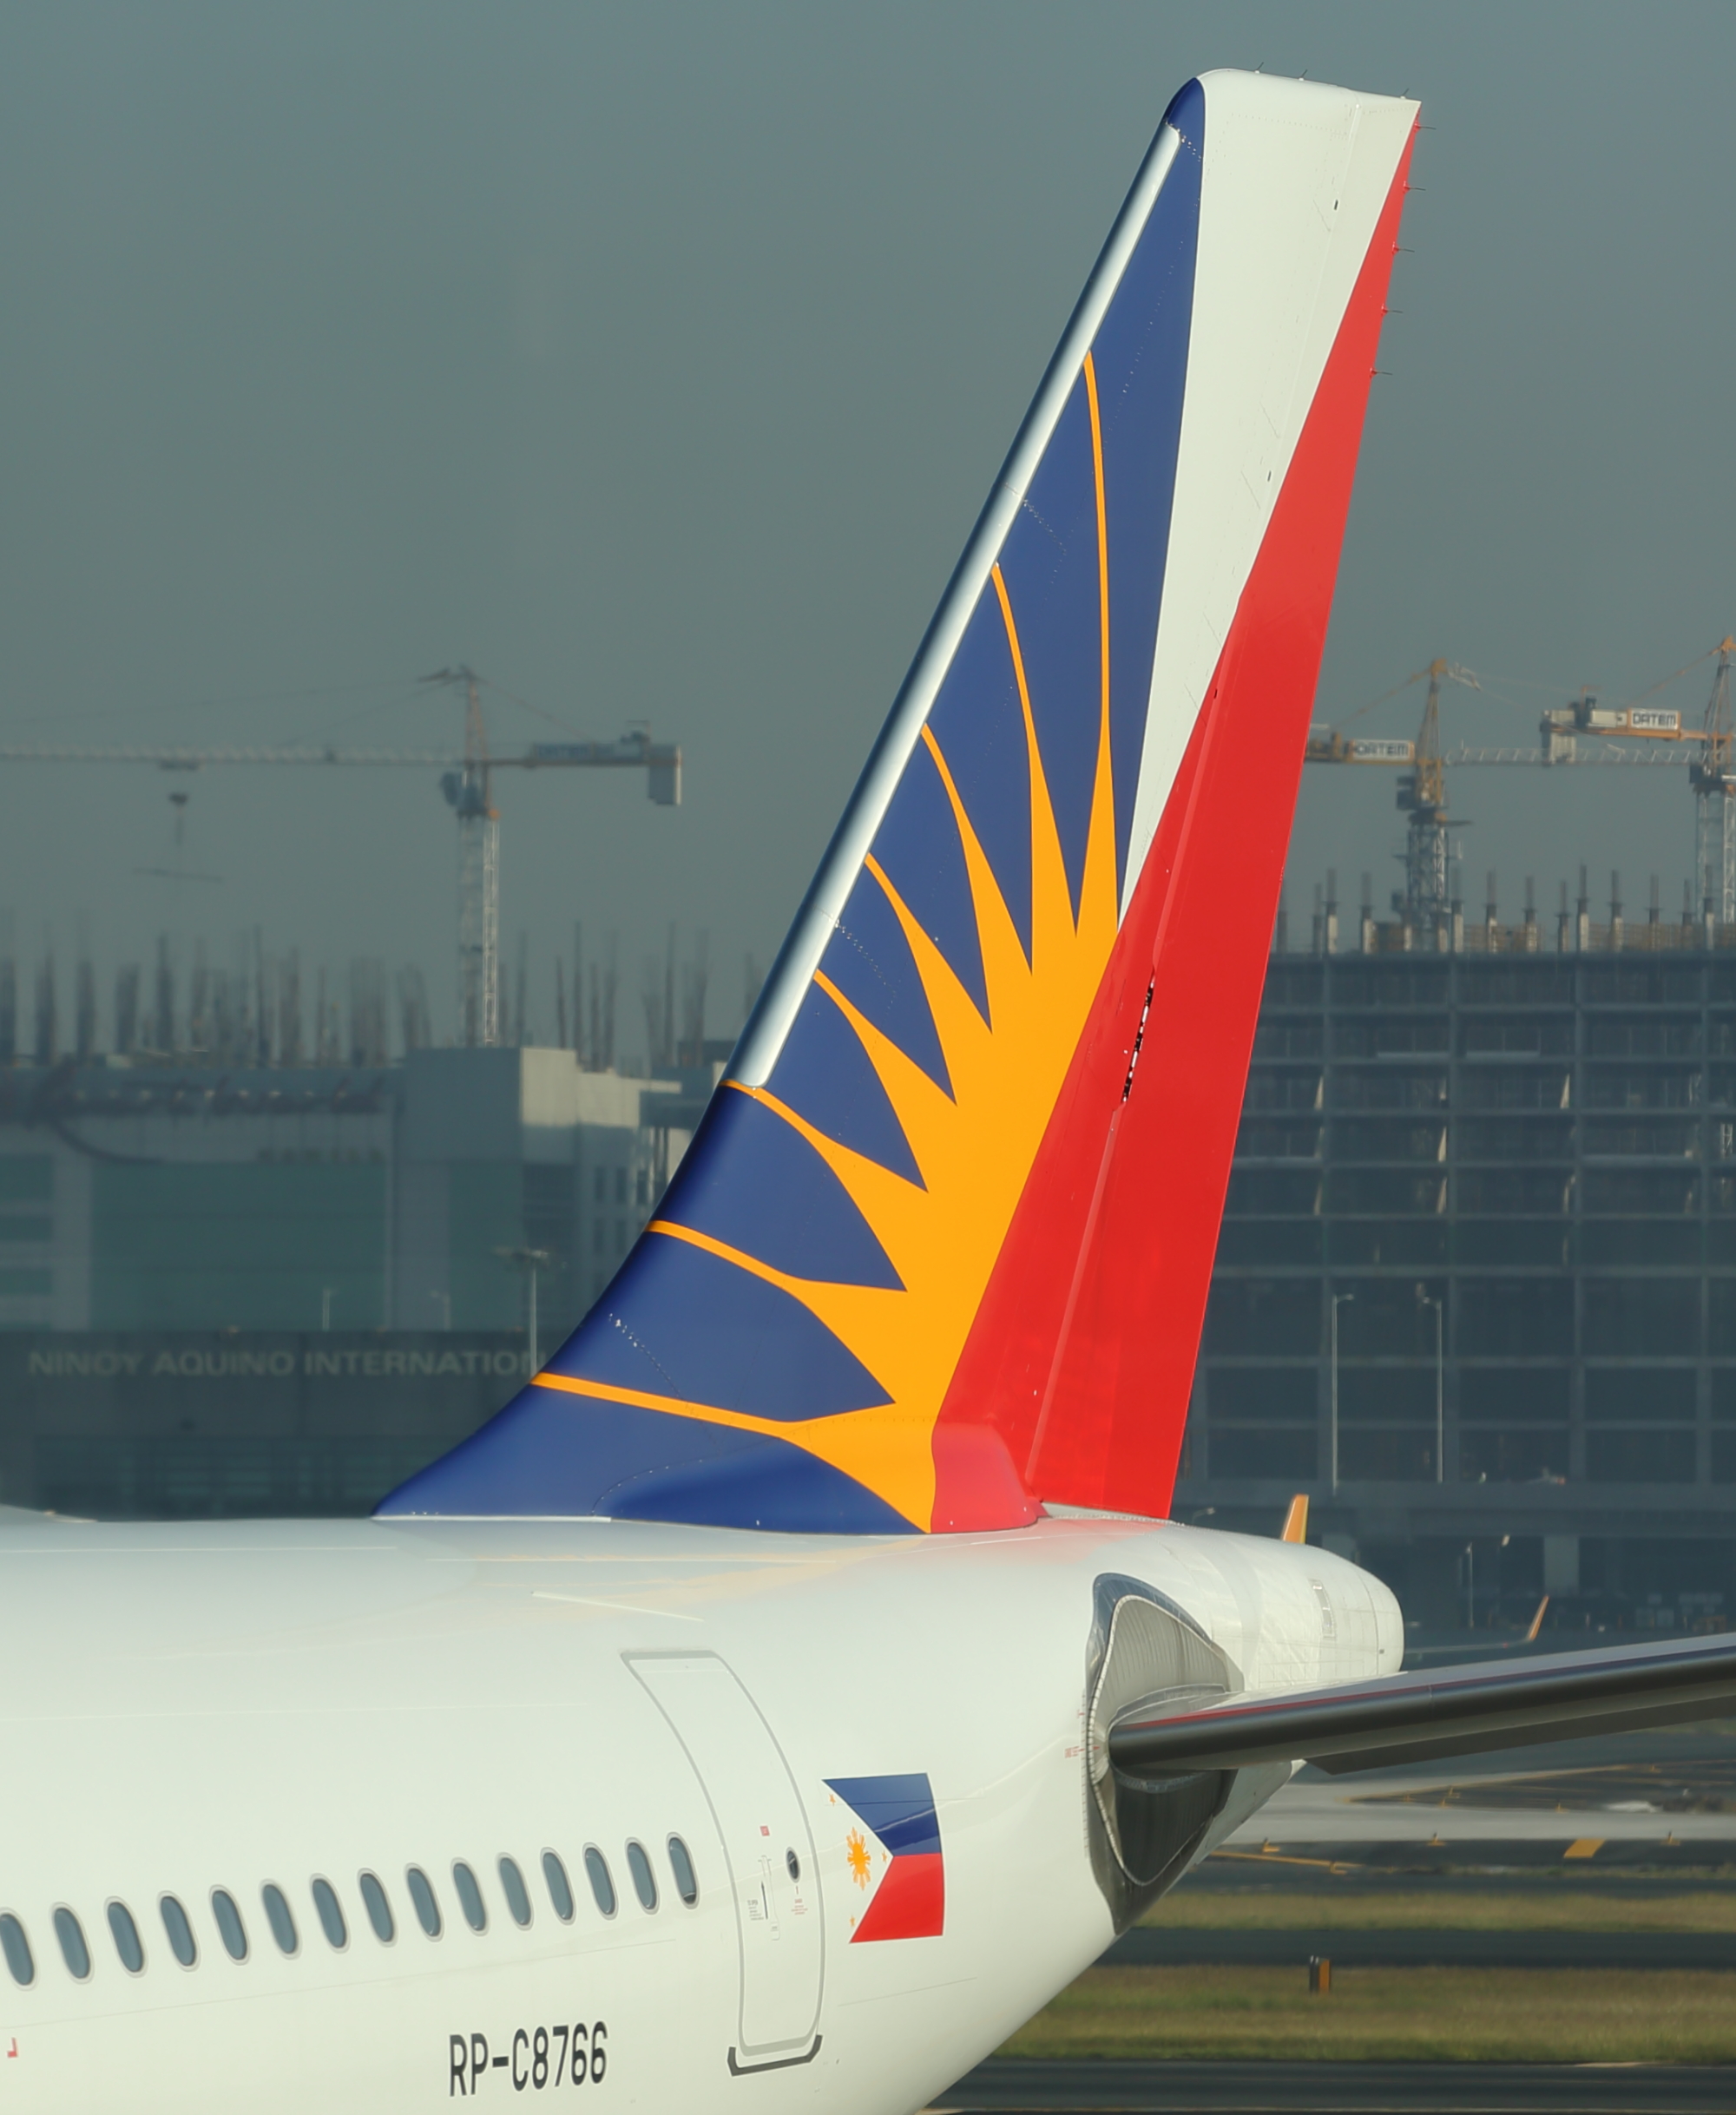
[0,670,681,1047]
[1305,658,1481,923]
[1306,641,1736,923]
[416,665,681,1047]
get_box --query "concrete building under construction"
[1175,898,1736,1634]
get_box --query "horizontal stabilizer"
[1108,1632,1736,1778]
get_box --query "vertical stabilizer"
[381,70,1418,1534]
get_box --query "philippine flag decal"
[825,1773,944,1941]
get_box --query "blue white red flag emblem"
[825,1773,944,1941]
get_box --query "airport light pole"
[1417,1285,1443,1483]
[496,1248,557,1372]
[1330,1292,1354,1495]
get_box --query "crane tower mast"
[1692,639,1736,924]
[433,667,501,1048]
[1397,657,1452,922]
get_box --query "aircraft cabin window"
[0,1914,33,1987]
[497,1856,531,1928]
[211,1891,247,1963]
[53,1908,90,1981]
[311,1879,347,1950]
[358,1872,394,1944]
[626,1841,658,1913]
[107,1901,144,1974]
[262,1885,298,1956]
[452,1862,487,1933]
[160,1895,197,1968]
[667,1836,699,1907]
[583,1846,616,1919]
[542,1850,574,1923]
[405,1866,442,1939]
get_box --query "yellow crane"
[1304,657,1479,923]
[1305,641,1736,924]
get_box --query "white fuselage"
[0,1513,1398,2112]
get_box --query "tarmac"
[1103,1928,1736,1970]
[1212,1727,1736,1867]
[1221,1777,1736,1852]
[931,2059,1736,2113]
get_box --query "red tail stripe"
[932,126,1419,1522]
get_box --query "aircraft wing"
[1108,1632,1736,1777]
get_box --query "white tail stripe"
[1122,74,1417,907]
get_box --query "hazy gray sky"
[3,3,1733,1054]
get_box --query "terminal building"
[0,1046,707,1336]
[1176,907,1736,1633]
[0,1046,708,1518]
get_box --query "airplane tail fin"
[380,71,1417,1534]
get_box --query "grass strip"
[1002,1966,1736,2063]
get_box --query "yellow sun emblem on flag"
[845,1828,872,1889]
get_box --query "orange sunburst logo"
[845,1828,872,1889]
[536,356,1126,1530]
